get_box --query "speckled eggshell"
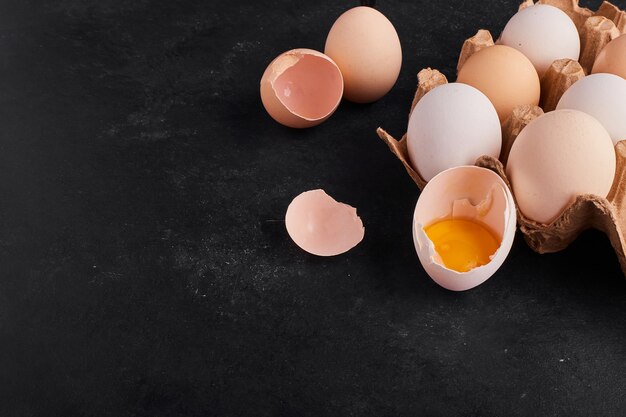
[500,4,580,77]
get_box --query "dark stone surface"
[1,0,626,415]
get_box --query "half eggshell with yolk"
[413,166,517,291]
[260,49,343,128]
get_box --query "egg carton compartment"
[377,0,626,275]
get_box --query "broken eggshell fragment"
[285,189,364,256]
[413,166,516,291]
[260,49,343,128]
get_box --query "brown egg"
[260,49,343,128]
[592,34,626,80]
[457,45,541,122]
[506,110,616,225]
[324,6,402,103]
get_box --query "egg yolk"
[424,219,500,273]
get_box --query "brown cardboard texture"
[376,0,626,275]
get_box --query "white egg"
[500,4,580,77]
[556,73,626,145]
[407,83,501,182]
[413,166,516,291]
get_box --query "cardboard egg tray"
[377,0,626,274]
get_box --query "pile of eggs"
[260,6,402,128]
[403,3,626,290]
[264,2,626,292]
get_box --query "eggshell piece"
[407,83,502,182]
[285,190,364,256]
[592,34,626,80]
[557,73,626,144]
[325,6,402,103]
[260,49,343,128]
[413,166,516,291]
[506,109,616,225]
[500,4,580,78]
[457,45,540,122]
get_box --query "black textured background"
[2,0,626,416]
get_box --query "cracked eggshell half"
[285,189,364,256]
[260,49,343,128]
[413,166,516,291]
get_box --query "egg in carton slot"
[377,0,626,276]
